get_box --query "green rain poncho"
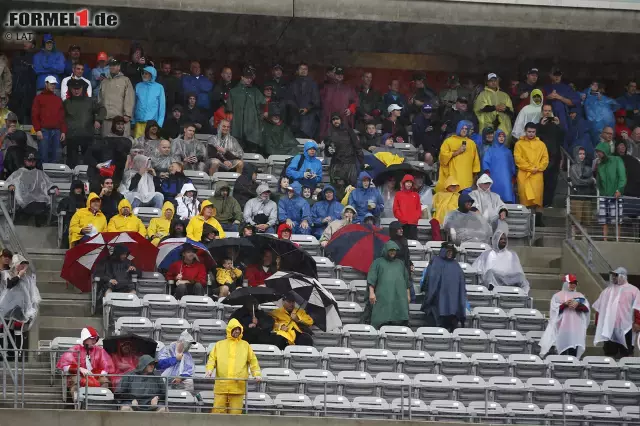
[262,120,300,156]
[226,83,265,147]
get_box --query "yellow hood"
[117,198,132,215]
[226,318,243,340]
[200,199,217,217]
[444,176,460,191]
[161,201,174,220]
[530,89,543,106]
[86,192,101,209]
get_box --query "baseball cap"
[456,96,468,104]
[413,72,426,81]
[612,266,628,276]
[263,84,274,90]
[527,68,539,75]
[387,104,403,114]
[97,51,108,61]
[422,104,433,112]
[112,115,126,124]
[334,67,344,75]
[563,274,578,284]
[1,249,13,258]
[25,153,36,161]
[68,44,80,51]
[272,64,283,70]
[5,112,18,122]
[487,73,498,80]
[67,78,84,89]
[242,65,256,78]
[44,75,58,84]
[107,58,120,66]
[330,112,341,120]
[551,66,563,76]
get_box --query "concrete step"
[39,300,92,318]
[37,316,103,343]
[512,247,562,269]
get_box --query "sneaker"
[72,391,78,403]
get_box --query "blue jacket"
[348,171,384,223]
[383,91,407,110]
[567,106,594,157]
[616,93,640,113]
[481,129,516,203]
[582,89,618,133]
[133,66,166,126]
[278,181,311,226]
[33,34,65,90]
[91,66,110,93]
[286,141,323,188]
[64,60,91,80]
[182,74,213,110]
[311,185,343,228]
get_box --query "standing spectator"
[311,185,343,239]
[319,66,358,138]
[515,68,541,113]
[474,73,514,139]
[439,74,471,111]
[393,175,421,240]
[99,58,135,137]
[568,146,596,229]
[278,181,311,235]
[64,78,104,168]
[615,110,631,141]
[482,129,516,203]
[431,176,460,225]
[537,104,565,207]
[442,96,477,136]
[165,244,207,299]
[593,267,640,358]
[147,202,174,246]
[212,66,234,115]
[261,103,300,156]
[543,67,581,146]
[60,63,91,100]
[567,105,594,158]
[285,140,322,189]
[382,79,407,112]
[209,181,243,232]
[119,155,164,209]
[182,61,213,112]
[186,200,225,241]
[512,89,543,140]
[594,141,626,240]
[614,142,640,215]
[120,42,146,87]
[95,244,137,295]
[171,123,207,171]
[207,119,244,175]
[477,126,495,162]
[6,153,57,226]
[63,44,90,80]
[31,76,66,163]
[408,72,437,116]
[233,163,258,209]
[325,113,363,188]
[133,67,165,138]
[286,62,320,139]
[582,81,619,149]
[156,61,182,117]
[68,193,107,247]
[227,66,265,152]
[356,71,383,130]
[243,184,278,233]
[183,92,209,133]
[33,34,64,94]
[514,123,549,225]
[348,171,384,224]
[382,104,409,143]
[84,128,132,193]
[436,120,480,193]
[115,355,167,412]
[9,41,36,124]
[175,183,200,221]
[412,104,442,165]
[90,52,109,98]
[107,199,147,236]
[163,105,184,140]
[157,331,195,392]
[367,241,411,328]
[264,64,288,102]
[616,80,640,128]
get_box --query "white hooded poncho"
[472,230,530,293]
[593,272,640,348]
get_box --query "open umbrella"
[221,286,282,306]
[373,163,431,187]
[247,234,317,278]
[265,271,341,331]
[102,333,158,356]
[156,238,216,270]
[207,238,254,265]
[61,232,159,292]
[362,152,388,181]
[324,224,390,274]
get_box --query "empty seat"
[468,401,507,424]
[490,329,528,354]
[251,344,283,368]
[256,173,278,192]
[338,371,375,398]
[565,379,603,406]
[77,387,114,410]
[73,164,88,181]
[155,318,191,342]
[274,393,313,416]
[337,265,367,283]
[408,304,428,328]
[336,302,363,325]
[342,324,379,350]
[583,356,622,381]
[261,368,300,396]
[621,405,640,422]
[394,142,418,160]
[244,392,276,415]
[505,402,546,425]
[424,241,446,261]
[187,342,206,365]
[526,378,565,406]
[135,277,168,297]
[526,330,544,355]
[509,354,547,379]
[243,152,268,170]
[299,369,338,397]
[291,234,320,256]
[416,327,453,352]
[391,397,431,421]
[466,285,494,308]
[313,256,336,278]
[582,404,622,426]
[460,241,491,264]
[312,328,342,351]
[471,353,509,377]
[489,376,529,404]
[434,351,473,375]
[167,389,197,412]
[493,286,530,309]
[184,170,212,191]
[103,293,143,332]
[143,294,179,320]
[349,280,368,304]
[545,355,585,380]
[545,403,584,426]
[352,396,392,419]
[313,395,352,418]
[283,346,322,371]
[411,261,429,288]
[472,307,510,330]
[220,303,241,322]
[268,154,293,176]
[212,171,240,188]
[407,240,425,262]
[115,316,154,338]
[318,279,350,302]
[453,328,490,354]
[375,372,411,399]
[414,374,454,400]
[179,296,217,320]
[192,319,226,346]
[602,380,640,410]
[359,349,397,374]
[451,375,488,403]
[504,204,533,242]
[43,163,73,183]
[397,350,436,376]
[510,308,546,332]
[380,325,416,351]
[322,347,359,372]
[429,400,467,422]
[133,207,161,225]
[196,189,215,203]
[619,357,640,383]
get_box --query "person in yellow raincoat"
[436,120,480,192]
[474,73,514,140]
[147,201,174,245]
[68,193,107,247]
[106,199,147,237]
[270,292,314,349]
[205,318,261,414]
[186,199,226,241]
[514,122,549,222]
[432,176,460,224]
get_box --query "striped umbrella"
[156,238,215,270]
[324,224,390,274]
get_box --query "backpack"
[280,154,305,179]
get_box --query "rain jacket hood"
[476,173,493,190]
[147,201,175,245]
[348,171,384,223]
[87,192,101,209]
[68,192,108,246]
[491,230,507,251]
[291,181,303,197]
[226,318,244,340]
[400,174,416,190]
[573,145,586,163]
[181,182,197,195]
[256,183,271,195]
[444,175,460,191]
[304,141,319,160]
[357,171,373,188]
[277,223,293,238]
[343,205,357,217]
[495,129,507,144]
[200,199,217,216]
[213,180,232,198]
[381,240,401,259]
[595,141,610,159]
[456,120,472,136]
[530,89,543,106]
[135,354,156,374]
[118,198,132,215]
[186,199,225,240]
[161,201,174,220]
[134,68,165,127]
[142,66,156,82]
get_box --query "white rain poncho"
[5,167,54,208]
[472,230,530,293]
[539,282,590,358]
[207,122,244,159]
[593,273,640,348]
[0,254,41,324]
[443,194,493,245]
[469,173,508,231]
[119,154,160,204]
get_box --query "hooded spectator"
[432,175,460,225]
[147,201,174,246]
[512,89,544,140]
[443,193,493,245]
[616,80,640,127]
[286,140,322,189]
[183,92,209,133]
[286,62,320,139]
[568,146,596,228]
[95,244,137,294]
[99,58,135,137]
[412,104,442,165]
[9,42,36,124]
[388,220,413,281]
[379,175,398,219]
[162,105,185,140]
[60,61,91,100]
[175,182,200,221]
[270,291,314,349]
[230,297,276,344]
[157,330,196,392]
[57,180,87,247]
[348,171,384,224]
[33,34,64,92]
[319,66,358,138]
[481,129,516,203]
[133,66,165,138]
[207,119,244,175]
[107,199,147,236]
[120,42,147,86]
[6,153,56,226]
[514,123,549,223]
[115,355,167,412]
[436,120,480,192]
[186,200,225,241]
[277,223,293,241]
[474,73,514,139]
[91,52,109,98]
[278,181,311,235]
[615,141,640,201]
[226,66,265,152]
[615,109,631,141]
[171,123,207,171]
[233,163,258,210]
[3,130,37,178]
[543,67,581,146]
[243,183,278,233]
[356,71,383,130]
[514,68,541,113]
[469,173,508,231]
[138,121,163,155]
[182,61,213,111]
[472,231,530,293]
[594,141,627,240]
[310,185,343,239]
[325,113,363,188]
[162,219,187,242]
[442,96,477,136]
[68,193,107,246]
[262,103,300,156]
[475,126,495,162]
[64,78,104,168]
[119,154,164,209]
[165,244,207,299]
[582,81,619,149]
[393,174,421,239]
[209,180,243,232]
[31,75,66,163]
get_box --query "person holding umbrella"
[245,249,278,287]
[165,244,207,300]
[319,205,356,248]
[270,291,314,349]
[230,296,276,345]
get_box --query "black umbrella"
[221,286,282,306]
[207,237,254,264]
[102,334,158,356]
[247,234,318,278]
[373,163,432,187]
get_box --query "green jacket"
[262,120,300,157]
[209,180,243,224]
[595,142,626,196]
[226,83,265,146]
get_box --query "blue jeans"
[221,223,239,232]
[293,224,311,235]
[256,226,275,234]
[130,194,164,209]
[38,128,61,163]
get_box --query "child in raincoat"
[147,201,174,245]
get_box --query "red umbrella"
[61,232,158,292]
[324,224,390,274]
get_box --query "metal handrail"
[0,199,36,273]
[565,212,612,287]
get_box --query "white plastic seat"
[466,285,494,308]
[468,401,507,424]
[337,371,375,398]
[274,393,313,416]
[359,349,397,374]
[489,376,529,404]
[509,354,547,379]
[342,324,379,350]
[348,279,368,303]
[103,293,143,332]
[115,316,153,338]
[184,170,212,191]
[135,278,167,297]
[336,301,363,325]
[504,204,533,243]
[313,395,352,418]
[490,329,528,354]
[408,304,428,328]
[602,380,640,410]
[73,164,88,181]
[391,398,431,421]
[43,163,73,184]
[284,345,322,371]
[460,241,490,264]
[526,330,544,355]
[251,344,283,369]
[582,404,622,426]
[299,369,338,397]
[453,328,490,354]
[311,327,342,351]
[154,318,191,343]
[434,351,473,375]
[195,189,215,203]
[545,355,585,381]
[451,374,488,403]
[429,399,467,422]
[187,342,206,365]
[256,173,278,192]
[414,374,454,400]
[471,352,509,377]
[526,377,565,406]
[322,347,359,372]
[167,388,197,412]
[267,154,293,176]
[380,325,416,351]
[212,171,240,187]
[244,392,275,415]
[505,402,546,425]
[375,372,412,399]
[243,152,268,170]
[337,265,366,283]
[77,387,114,410]
[424,241,446,261]
[192,319,226,346]
[407,239,425,262]
[396,350,436,376]
[510,308,546,332]
[261,368,300,397]
[493,286,530,309]
[142,294,179,320]
[583,356,622,381]
[619,357,640,383]
[313,256,336,279]
[621,405,640,422]
[179,296,217,320]
[411,261,428,288]
[564,379,603,406]
[318,279,350,302]
[220,303,241,322]
[133,206,161,226]
[416,327,453,352]
[545,403,584,426]
[291,234,320,256]
[472,306,510,330]
[352,396,392,419]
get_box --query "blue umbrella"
[156,238,215,270]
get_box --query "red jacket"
[245,264,274,287]
[31,90,67,133]
[393,174,422,225]
[165,260,207,285]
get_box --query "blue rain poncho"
[420,246,466,324]
[481,129,516,203]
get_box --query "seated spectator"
[277,223,293,241]
[240,223,254,237]
[469,173,508,232]
[120,154,164,209]
[420,243,466,332]
[149,139,175,175]
[109,338,141,389]
[393,174,421,240]
[115,355,167,412]
[233,163,258,210]
[230,297,276,345]
[182,92,208,133]
[382,104,409,143]
[85,125,131,194]
[481,129,516,203]
[95,244,137,295]
[161,219,187,242]
[134,121,162,158]
[159,161,190,203]
[68,193,107,247]
[363,212,376,227]
[245,249,278,287]
[215,257,243,297]
[285,141,322,189]
[412,104,442,165]
[97,176,123,222]
[0,254,40,324]
[301,184,317,206]
[171,123,207,171]
[348,171,384,224]
[432,176,460,224]
[186,200,225,241]
[209,181,243,232]
[373,133,405,166]
[436,120,480,193]
[175,182,200,221]
[157,330,195,392]
[207,119,244,175]
[367,240,411,328]
[569,145,597,230]
[57,180,86,248]
[0,249,12,272]
[107,199,147,236]
[274,175,291,203]
[165,244,207,299]
[6,153,57,227]
[201,223,220,244]
[147,202,174,246]
[270,292,314,349]
[379,175,397,219]
[319,205,356,247]
[162,105,184,140]
[326,112,363,188]
[3,130,37,178]
[472,231,530,293]
[56,327,114,401]
[243,183,278,233]
[443,193,493,245]
[278,181,311,235]
[310,185,343,239]
[360,123,381,152]
[91,52,109,96]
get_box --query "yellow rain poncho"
[432,176,461,223]
[270,306,314,345]
[374,151,404,167]
[186,199,226,241]
[147,201,174,246]
[514,136,549,207]
[68,193,107,246]
[436,121,480,192]
[474,84,514,139]
[106,199,147,236]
